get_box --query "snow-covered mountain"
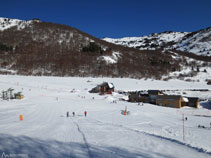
[0,17,40,31]
[0,17,210,81]
[103,28,211,56]
[0,17,183,78]
[104,31,189,50]
[171,27,211,56]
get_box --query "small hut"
[128,91,141,102]
[181,97,199,108]
[156,95,183,108]
[14,92,24,99]
[187,97,199,108]
[89,82,114,94]
[128,91,150,103]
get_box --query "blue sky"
[1,0,211,38]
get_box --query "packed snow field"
[0,75,211,158]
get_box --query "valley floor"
[0,75,211,158]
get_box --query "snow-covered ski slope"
[0,75,211,158]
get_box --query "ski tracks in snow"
[72,120,93,158]
[85,117,211,157]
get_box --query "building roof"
[100,82,114,88]
[188,97,199,103]
[148,90,161,95]
[157,95,182,100]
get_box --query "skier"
[67,112,69,117]
[185,117,187,121]
[72,112,75,117]
[84,111,87,117]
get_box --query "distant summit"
[103,28,211,57]
[0,17,37,31]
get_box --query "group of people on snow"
[66,111,87,117]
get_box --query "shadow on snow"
[200,101,211,110]
[0,134,176,158]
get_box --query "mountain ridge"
[0,17,210,82]
[103,28,211,57]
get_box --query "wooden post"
[182,114,185,141]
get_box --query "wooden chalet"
[148,90,162,103]
[89,82,114,94]
[128,90,199,109]
[128,91,150,103]
[156,95,183,108]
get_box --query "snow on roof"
[122,95,129,101]
[183,97,189,102]
[108,83,114,88]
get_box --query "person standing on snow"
[72,112,75,117]
[67,112,69,117]
[84,111,87,117]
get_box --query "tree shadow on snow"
[0,134,177,158]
